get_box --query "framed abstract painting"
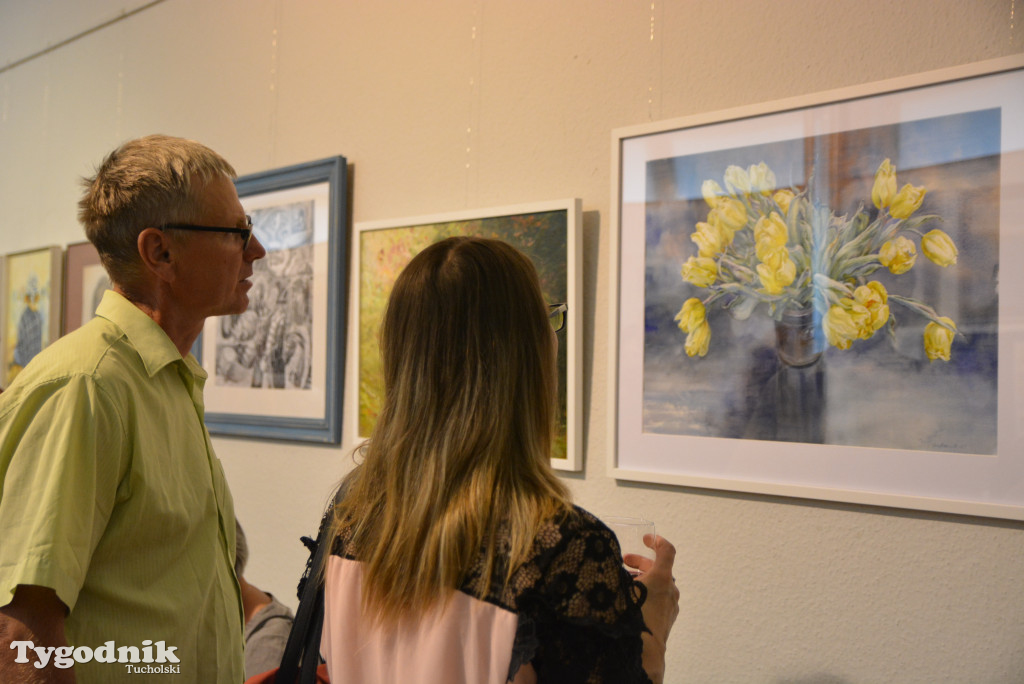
[610,55,1024,520]
[348,199,583,470]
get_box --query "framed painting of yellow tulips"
[610,55,1024,520]
[347,199,583,470]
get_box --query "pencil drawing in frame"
[2,246,63,388]
[348,199,583,470]
[609,56,1024,520]
[198,156,348,443]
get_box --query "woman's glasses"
[548,303,567,333]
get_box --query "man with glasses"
[0,135,265,683]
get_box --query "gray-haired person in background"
[236,521,295,679]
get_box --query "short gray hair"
[78,134,236,290]
[235,519,249,578]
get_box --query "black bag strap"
[274,487,344,684]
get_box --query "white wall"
[2,1,1022,681]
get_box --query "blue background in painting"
[642,109,1000,454]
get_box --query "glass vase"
[774,306,825,367]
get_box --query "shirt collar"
[94,289,208,382]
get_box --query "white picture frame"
[609,55,1024,520]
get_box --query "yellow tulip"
[691,221,730,258]
[685,321,711,357]
[921,229,958,267]
[702,179,724,207]
[773,189,795,215]
[681,256,718,287]
[756,249,796,295]
[853,281,889,334]
[871,158,897,210]
[758,245,788,270]
[674,298,706,333]
[724,165,751,196]
[754,213,788,261]
[842,298,873,339]
[879,236,917,275]
[823,305,858,350]
[711,197,748,234]
[823,301,870,350]
[889,183,927,219]
[748,162,776,196]
[923,316,956,361]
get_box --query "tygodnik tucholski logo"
[10,639,181,674]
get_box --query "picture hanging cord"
[464,2,483,207]
[266,0,283,169]
[647,1,663,122]
[115,52,124,142]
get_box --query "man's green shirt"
[0,290,244,682]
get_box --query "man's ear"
[137,227,177,283]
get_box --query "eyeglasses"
[548,303,567,333]
[159,215,254,249]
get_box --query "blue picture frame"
[196,156,348,443]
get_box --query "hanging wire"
[268,0,283,168]
[1011,0,1017,44]
[464,2,482,206]
[115,52,124,141]
[647,1,663,121]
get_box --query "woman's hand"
[624,535,680,684]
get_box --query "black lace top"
[328,506,653,684]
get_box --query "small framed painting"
[2,246,63,387]
[63,240,111,334]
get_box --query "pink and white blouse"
[320,506,652,684]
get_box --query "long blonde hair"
[327,236,571,624]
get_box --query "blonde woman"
[321,237,678,683]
